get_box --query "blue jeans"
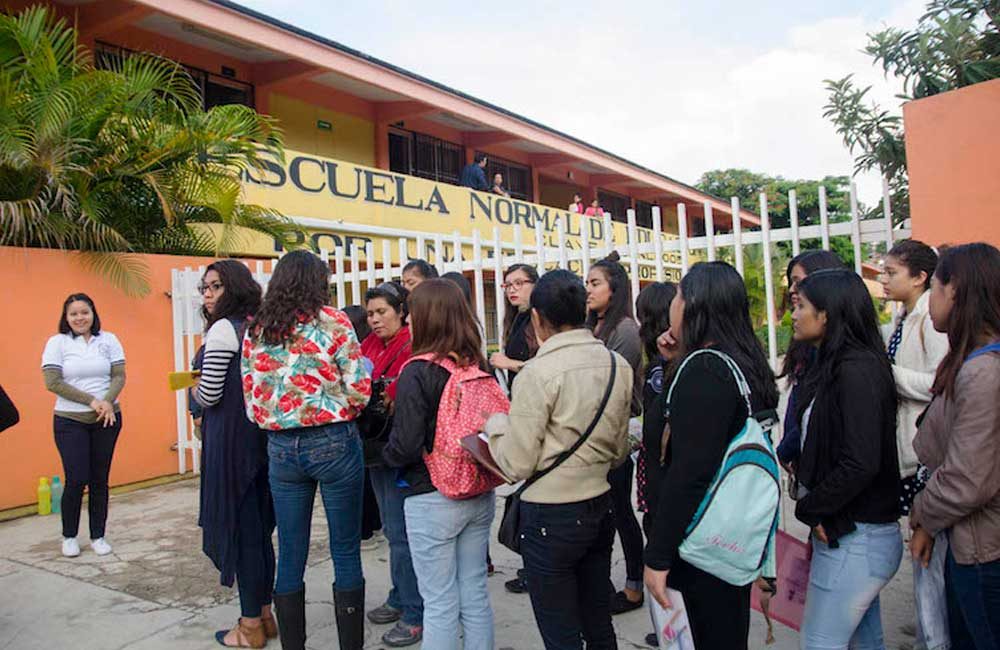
[404,490,495,650]
[945,546,1000,649]
[801,522,903,650]
[267,422,363,595]
[369,467,423,625]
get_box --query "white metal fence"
[171,183,909,473]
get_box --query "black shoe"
[611,590,644,615]
[367,602,402,624]
[645,632,659,647]
[504,576,528,593]
[273,589,306,650]
[333,581,365,650]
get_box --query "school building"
[17,0,753,258]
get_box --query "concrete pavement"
[0,478,916,649]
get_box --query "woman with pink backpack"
[382,278,507,650]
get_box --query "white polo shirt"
[41,332,125,413]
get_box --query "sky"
[239,0,927,206]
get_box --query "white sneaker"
[91,538,113,556]
[62,537,81,557]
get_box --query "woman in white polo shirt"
[41,293,126,558]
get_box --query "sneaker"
[62,537,81,558]
[504,576,528,593]
[91,538,113,556]
[382,621,422,647]
[611,590,644,615]
[645,632,659,647]
[367,603,402,625]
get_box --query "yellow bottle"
[37,477,51,516]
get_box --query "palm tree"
[0,6,304,295]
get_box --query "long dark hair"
[887,239,938,291]
[636,281,677,362]
[780,249,846,380]
[252,250,330,345]
[586,251,633,342]
[200,260,262,329]
[674,262,778,408]
[795,269,895,423]
[58,293,101,337]
[408,279,486,369]
[502,264,539,353]
[931,243,1000,398]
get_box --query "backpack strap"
[965,342,1000,363]
[666,348,752,418]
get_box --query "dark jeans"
[946,547,1000,649]
[520,492,617,650]
[267,422,364,595]
[368,466,424,626]
[235,472,276,617]
[53,414,122,539]
[608,457,644,585]
[673,559,751,649]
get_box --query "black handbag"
[497,349,617,553]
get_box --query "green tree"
[0,6,305,295]
[823,0,1000,227]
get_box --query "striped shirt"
[195,319,240,407]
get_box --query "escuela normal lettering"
[243,154,610,240]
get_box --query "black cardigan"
[794,348,901,545]
[382,360,450,498]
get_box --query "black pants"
[235,473,276,617]
[608,457,644,585]
[53,414,122,539]
[361,467,381,540]
[520,492,617,650]
[673,559,752,649]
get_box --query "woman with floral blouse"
[241,250,371,650]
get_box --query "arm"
[645,356,741,570]
[104,363,126,403]
[486,366,554,481]
[330,312,372,413]
[893,317,949,402]
[911,362,1000,535]
[383,362,446,467]
[43,368,97,407]
[607,322,643,416]
[776,385,801,464]
[194,320,239,408]
[794,361,886,527]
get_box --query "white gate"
[171,183,909,474]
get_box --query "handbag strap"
[514,349,617,496]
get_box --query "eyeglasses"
[502,279,535,292]
[198,281,224,295]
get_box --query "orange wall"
[904,78,1000,247]
[0,248,226,510]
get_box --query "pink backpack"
[406,353,509,499]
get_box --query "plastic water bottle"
[37,477,51,516]
[50,476,63,514]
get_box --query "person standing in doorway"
[193,261,275,648]
[359,281,424,648]
[792,269,903,649]
[242,250,371,650]
[569,192,585,214]
[488,269,633,649]
[586,252,645,615]
[584,197,605,217]
[460,153,490,191]
[910,243,1000,648]
[42,294,125,559]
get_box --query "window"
[389,129,465,185]
[94,41,254,110]
[597,190,631,223]
[635,200,656,229]
[479,152,533,201]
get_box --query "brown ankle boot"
[214,618,266,648]
[261,614,277,639]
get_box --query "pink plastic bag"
[752,529,810,632]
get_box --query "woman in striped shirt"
[193,261,275,648]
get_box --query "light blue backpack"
[666,349,781,586]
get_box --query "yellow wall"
[268,93,375,166]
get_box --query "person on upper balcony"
[460,153,489,191]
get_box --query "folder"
[167,370,201,391]
[459,432,514,484]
